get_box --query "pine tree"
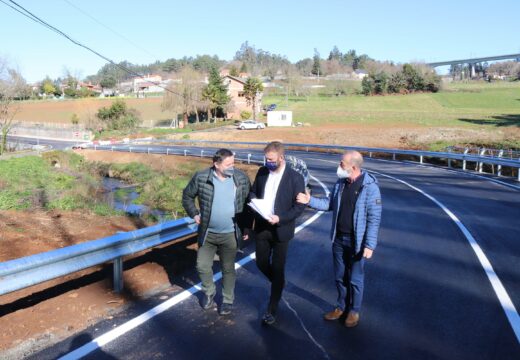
[311,48,321,76]
[202,66,230,120]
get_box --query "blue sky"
[1,0,519,82]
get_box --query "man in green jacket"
[182,148,251,316]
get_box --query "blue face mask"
[266,161,279,171]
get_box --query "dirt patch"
[167,123,518,149]
[77,149,259,181]
[0,152,259,357]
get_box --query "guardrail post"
[478,148,485,173]
[518,158,520,182]
[263,156,266,166]
[111,146,114,152]
[463,148,468,171]
[201,150,204,158]
[392,153,396,161]
[184,149,187,156]
[166,148,169,155]
[306,146,309,152]
[369,152,372,158]
[113,257,123,293]
[497,150,503,176]
[148,147,150,154]
[129,147,132,153]
[420,155,424,164]
[94,145,97,151]
[447,148,452,168]
[248,153,251,164]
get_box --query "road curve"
[26,145,520,360]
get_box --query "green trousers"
[196,232,237,304]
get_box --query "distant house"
[78,82,102,93]
[352,69,368,80]
[133,74,164,97]
[223,75,263,119]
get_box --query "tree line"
[361,63,441,95]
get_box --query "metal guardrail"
[0,218,197,296]
[2,140,516,297]
[0,150,309,297]
[103,139,520,181]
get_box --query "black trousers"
[255,228,290,315]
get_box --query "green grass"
[0,151,208,217]
[425,138,520,152]
[0,156,79,210]
[261,81,520,128]
[103,160,206,216]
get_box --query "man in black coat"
[249,141,306,325]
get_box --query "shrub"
[71,113,80,125]
[96,99,141,130]
[361,76,374,95]
[240,110,252,120]
[373,72,389,94]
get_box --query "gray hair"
[344,150,364,168]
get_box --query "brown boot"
[323,308,343,321]
[345,311,360,327]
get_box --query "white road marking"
[303,155,520,191]
[371,169,520,344]
[307,156,520,344]
[60,175,329,359]
[283,297,330,360]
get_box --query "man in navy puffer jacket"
[297,150,382,327]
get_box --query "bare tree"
[162,66,204,127]
[0,59,27,155]
[284,65,306,97]
[487,61,520,78]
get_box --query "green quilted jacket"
[182,167,251,246]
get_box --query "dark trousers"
[255,228,290,315]
[333,234,365,313]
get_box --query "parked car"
[237,120,265,130]
[71,142,91,150]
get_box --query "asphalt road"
[20,144,520,360]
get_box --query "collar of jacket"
[338,170,377,192]
[205,166,240,186]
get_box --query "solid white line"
[371,157,520,191]
[283,298,330,360]
[370,170,520,344]
[60,175,329,359]
[303,155,520,191]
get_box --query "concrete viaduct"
[427,53,520,78]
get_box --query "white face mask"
[337,165,351,179]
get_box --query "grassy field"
[13,97,174,126]
[11,81,520,149]
[12,81,520,128]
[262,81,520,128]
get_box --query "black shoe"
[262,312,276,325]
[219,303,233,316]
[201,294,215,310]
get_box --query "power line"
[0,0,202,103]
[61,0,159,61]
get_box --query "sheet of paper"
[248,198,272,221]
